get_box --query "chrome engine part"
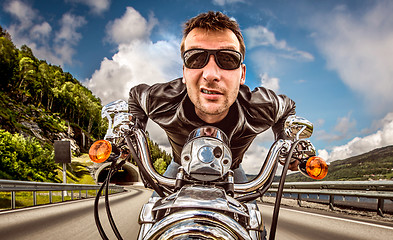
[138,185,263,240]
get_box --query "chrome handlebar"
[234,139,290,193]
[132,128,291,194]
[132,129,176,188]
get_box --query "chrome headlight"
[181,126,232,181]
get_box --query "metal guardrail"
[265,181,393,217]
[0,179,125,210]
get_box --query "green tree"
[153,158,168,175]
[0,36,18,91]
[0,28,110,182]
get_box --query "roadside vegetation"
[0,26,171,209]
[0,153,96,210]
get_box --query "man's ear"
[182,66,186,83]
[240,64,246,85]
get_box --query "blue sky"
[1,0,393,174]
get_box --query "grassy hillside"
[285,145,393,182]
[0,26,171,183]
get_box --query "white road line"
[262,204,393,230]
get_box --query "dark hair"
[181,11,245,59]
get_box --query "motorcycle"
[88,99,328,240]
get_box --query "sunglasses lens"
[183,49,242,70]
[184,50,208,69]
[216,50,242,70]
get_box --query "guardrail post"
[329,195,334,210]
[33,191,37,206]
[297,194,302,207]
[86,190,88,198]
[79,190,82,199]
[11,191,16,209]
[49,191,53,203]
[71,190,74,200]
[377,199,384,217]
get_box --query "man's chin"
[200,106,225,116]
[197,106,229,119]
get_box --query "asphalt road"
[260,204,393,240]
[1,186,392,240]
[0,186,151,240]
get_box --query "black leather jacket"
[128,78,296,169]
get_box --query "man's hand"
[288,159,299,171]
[278,158,299,171]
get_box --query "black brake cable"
[105,160,126,240]
[94,158,126,240]
[269,139,301,240]
[124,131,166,197]
[94,169,110,240]
[235,162,278,202]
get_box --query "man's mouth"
[201,89,221,95]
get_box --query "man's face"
[183,28,246,124]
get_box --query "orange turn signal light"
[306,156,328,180]
[89,140,112,163]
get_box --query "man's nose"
[202,55,220,81]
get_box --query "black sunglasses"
[183,49,243,70]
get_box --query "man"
[129,11,298,183]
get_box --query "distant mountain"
[284,145,393,182]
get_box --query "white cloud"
[316,129,343,143]
[248,50,278,76]
[55,13,86,43]
[212,0,245,6]
[146,121,172,152]
[66,0,111,14]
[320,112,393,162]
[244,25,314,61]
[333,113,356,135]
[53,13,87,64]
[259,73,280,92]
[105,7,157,45]
[315,118,325,127]
[86,7,182,148]
[30,22,52,41]
[87,40,182,105]
[311,1,393,164]
[242,130,275,175]
[4,1,86,66]
[316,113,357,142]
[4,0,38,43]
[4,0,36,29]
[310,1,393,114]
[244,25,314,81]
[317,149,329,161]
[245,26,283,49]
